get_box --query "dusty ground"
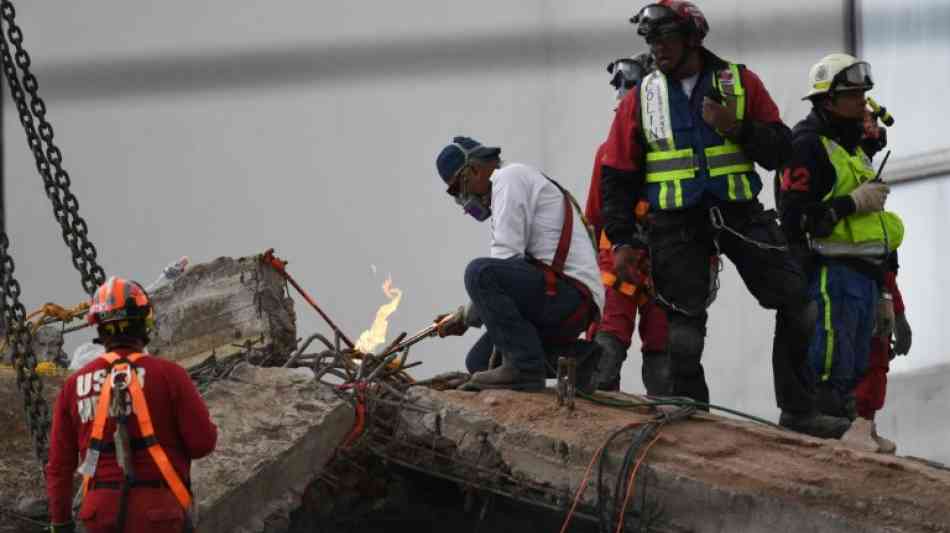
[434,388,950,532]
[0,370,63,533]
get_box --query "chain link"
[0,0,106,296]
[0,232,50,462]
[0,0,108,464]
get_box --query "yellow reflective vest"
[811,136,904,257]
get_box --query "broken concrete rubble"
[1,324,67,366]
[193,365,353,533]
[150,255,297,368]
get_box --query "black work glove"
[611,245,651,287]
[892,312,912,356]
[434,306,468,337]
[49,522,76,533]
[874,295,895,339]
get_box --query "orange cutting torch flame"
[354,276,403,354]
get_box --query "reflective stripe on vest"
[640,63,755,209]
[813,136,904,256]
[78,352,193,510]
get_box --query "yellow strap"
[819,266,835,382]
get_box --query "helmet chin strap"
[672,35,701,79]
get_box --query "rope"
[578,391,783,430]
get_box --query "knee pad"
[667,320,704,376]
[668,321,704,359]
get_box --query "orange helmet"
[86,276,152,326]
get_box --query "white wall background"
[16,1,944,436]
[856,0,950,459]
[859,0,950,374]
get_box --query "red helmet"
[86,276,152,326]
[631,1,709,43]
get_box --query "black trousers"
[648,200,817,414]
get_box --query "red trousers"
[588,248,668,351]
[854,336,890,419]
[79,486,185,533]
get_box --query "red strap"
[546,194,573,296]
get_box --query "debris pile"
[2,253,950,533]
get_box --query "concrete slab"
[149,255,297,368]
[380,387,950,533]
[194,365,354,533]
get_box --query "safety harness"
[77,352,193,521]
[525,177,598,343]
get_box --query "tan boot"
[461,355,544,392]
[871,423,897,454]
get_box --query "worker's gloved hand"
[874,294,895,339]
[612,245,650,286]
[849,182,890,213]
[702,96,740,138]
[892,312,912,356]
[49,522,76,533]
[434,306,468,337]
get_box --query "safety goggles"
[833,61,874,92]
[631,4,680,37]
[445,166,473,198]
[607,58,647,90]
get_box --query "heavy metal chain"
[0,0,106,464]
[0,0,106,296]
[0,232,50,462]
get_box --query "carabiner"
[708,206,726,230]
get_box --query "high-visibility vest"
[811,136,904,257]
[640,63,757,210]
[77,352,193,510]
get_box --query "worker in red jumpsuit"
[852,110,913,453]
[46,276,217,533]
[586,52,671,394]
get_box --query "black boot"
[816,383,851,419]
[592,332,627,391]
[779,410,851,439]
[641,350,673,396]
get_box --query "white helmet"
[803,53,874,100]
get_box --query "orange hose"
[559,423,641,533]
[614,431,663,533]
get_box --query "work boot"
[871,424,897,454]
[816,384,850,419]
[641,350,673,396]
[592,332,627,391]
[572,340,603,396]
[843,393,859,421]
[779,410,852,439]
[461,354,545,392]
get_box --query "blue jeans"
[808,261,878,398]
[463,257,590,373]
